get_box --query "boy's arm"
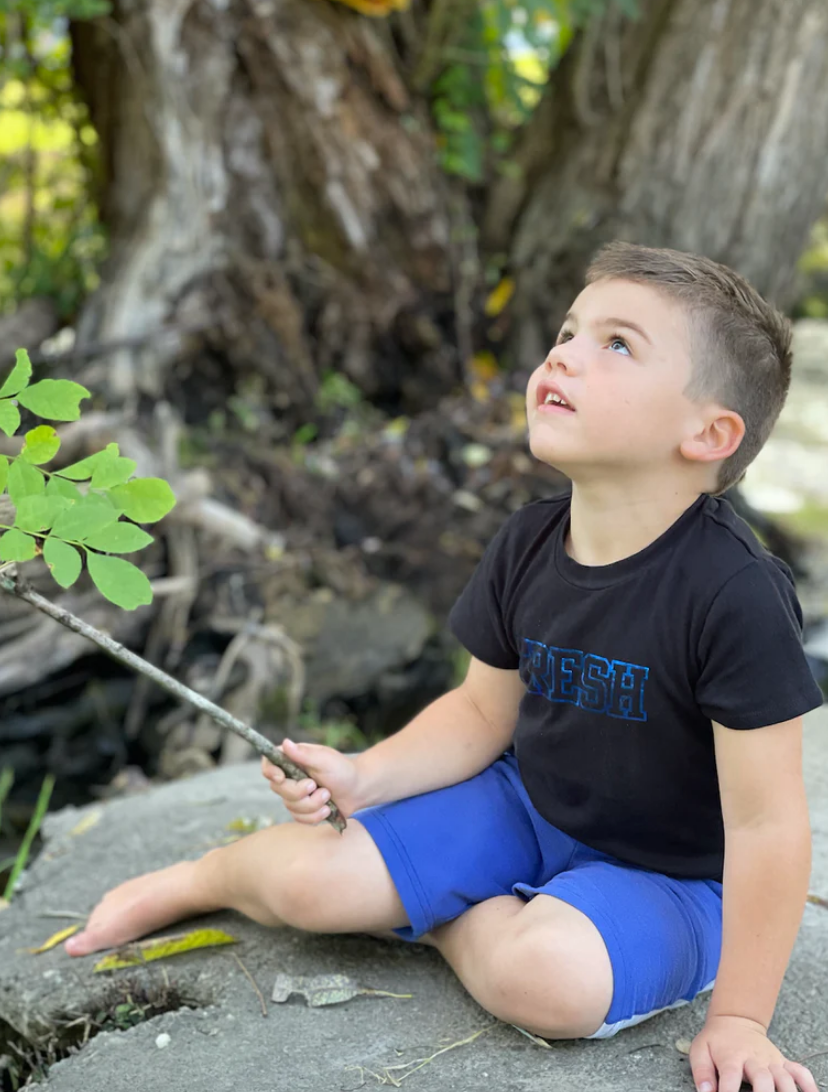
[705,714,811,1030]
[352,655,524,809]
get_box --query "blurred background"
[1,0,827,882]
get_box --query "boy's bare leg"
[427,894,614,1039]
[66,819,407,956]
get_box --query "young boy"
[67,243,824,1092]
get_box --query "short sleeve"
[448,513,521,670]
[695,559,824,729]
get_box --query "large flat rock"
[2,708,828,1092]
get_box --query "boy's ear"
[680,407,745,465]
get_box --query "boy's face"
[525,278,717,483]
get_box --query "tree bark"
[70,0,459,419]
[485,0,828,370]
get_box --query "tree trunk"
[485,0,828,370]
[70,0,461,420]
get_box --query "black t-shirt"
[448,488,824,881]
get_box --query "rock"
[1,707,828,1091]
[745,319,828,515]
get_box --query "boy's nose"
[544,342,581,374]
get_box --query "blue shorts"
[354,753,722,1039]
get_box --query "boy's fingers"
[273,778,317,803]
[289,788,330,814]
[293,805,331,826]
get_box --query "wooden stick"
[0,567,346,832]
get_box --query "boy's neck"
[564,480,704,567]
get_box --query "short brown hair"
[585,241,793,495]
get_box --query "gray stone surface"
[1,708,828,1092]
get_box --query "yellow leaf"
[484,277,514,317]
[0,897,10,913]
[469,380,491,404]
[328,0,410,16]
[69,810,102,837]
[675,1037,692,1055]
[28,924,81,953]
[507,391,528,432]
[93,928,237,972]
[468,351,499,382]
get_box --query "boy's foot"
[65,860,209,957]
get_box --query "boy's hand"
[261,738,362,824]
[690,1015,819,1092]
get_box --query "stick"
[0,568,346,833]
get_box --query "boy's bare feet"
[65,860,211,957]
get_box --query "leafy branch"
[0,348,346,832]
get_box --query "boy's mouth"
[536,380,576,411]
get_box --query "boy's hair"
[585,241,793,495]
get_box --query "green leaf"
[51,496,119,543]
[7,460,45,505]
[46,476,83,503]
[0,529,37,562]
[109,479,176,523]
[90,454,137,490]
[0,455,7,495]
[84,523,154,554]
[86,553,153,610]
[17,380,91,422]
[0,349,33,399]
[59,443,118,481]
[43,538,83,589]
[0,401,21,438]
[15,495,71,533]
[20,425,61,465]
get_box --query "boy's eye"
[555,329,573,345]
[608,335,630,356]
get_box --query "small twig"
[37,910,88,921]
[0,568,346,833]
[232,952,268,1017]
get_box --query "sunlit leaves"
[7,459,45,505]
[0,345,175,608]
[431,0,639,181]
[0,349,33,398]
[0,402,21,438]
[85,552,153,610]
[20,425,61,464]
[17,378,91,421]
[0,529,37,562]
[42,537,82,588]
[83,522,154,554]
[109,479,176,524]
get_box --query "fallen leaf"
[468,350,499,381]
[93,928,237,972]
[271,972,411,1007]
[226,816,273,834]
[484,278,514,317]
[69,810,103,837]
[510,1024,552,1048]
[0,897,9,912]
[329,0,409,15]
[675,1038,692,1055]
[807,892,828,910]
[28,924,81,953]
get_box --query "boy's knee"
[481,925,610,1038]
[269,845,339,931]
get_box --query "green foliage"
[430,0,639,182]
[0,349,176,610]
[1,4,109,317]
[2,768,54,902]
